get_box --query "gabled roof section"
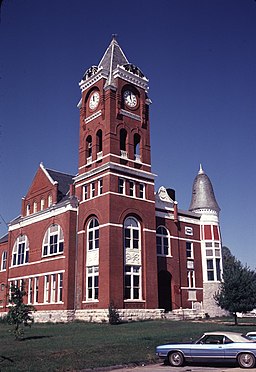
[0,233,8,244]
[45,167,74,200]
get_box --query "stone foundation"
[203,282,227,317]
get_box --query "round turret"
[189,165,220,214]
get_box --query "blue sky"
[1,0,255,266]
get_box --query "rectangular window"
[139,183,145,199]
[206,249,213,256]
[1,251,7,271]
[205,242,213,247]
[118,178,125,194]
[44,275,49,303]
[207,259,214,281]
[187,270,195,288]
[186,242,193,259]
[34,277,39,304]
[28,278,33,304]
[98,179,103,195]
[51,274,56,303]
[129,181,135,197]
[87,266,99,301]
[57,273,63,302]
[91,182,95,198]
[216,258,221,281]
[50,234,58,255]
[124,265,141,300]
[83,185,88,200]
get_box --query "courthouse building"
[0,37,223,321]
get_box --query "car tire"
[168,351,184,367]
[237,353,255,368]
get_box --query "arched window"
[42,224,64,256]
[156,226,170,256]
[12,235,29,266]
[124,217,140,250]
[40,198,45,211]
[120,129,128,158]
[87,218,99,250]
[33,201,37,213]
[96,129,102,154]
[48,194,52,207]
[124,217,141,300]
[86,135,92,162]
[26,204,30,216]
[1,251,7,271]
[134,133,141,162]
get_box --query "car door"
[190,335,225,362]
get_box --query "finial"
[112,33,118,41]
[198,163,204,175]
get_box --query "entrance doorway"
[158,270,172,312]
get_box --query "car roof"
[204,331,243,336]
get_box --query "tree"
[214,246,256,325]
[7,284,36,340]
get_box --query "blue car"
[156,331,256,369]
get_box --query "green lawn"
[1,319,256,371]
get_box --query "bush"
[108,302,121,325]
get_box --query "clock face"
[123,90,137,108]
[89,91,100,110]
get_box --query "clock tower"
[74,36,158,315]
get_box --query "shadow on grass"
[0,355,14,363]
[21,335,53,341]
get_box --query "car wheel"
[237,353,255,368]
[168,351,184,367]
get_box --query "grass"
[1,318,256,371]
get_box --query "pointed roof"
[81,36,147,90]
[189,165,220,213]
[98,35,129,73]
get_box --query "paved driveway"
[110,363,247,372]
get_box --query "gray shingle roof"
[46,168,74,202]
[189,165,220,213]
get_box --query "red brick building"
[0,37,223,321]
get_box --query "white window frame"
[87,218,99,251]
[42,224,64,257]
[44,275,50,303]
[40,198,45,211]
[98,179,103,195]
[86,266,99,301]
[124,217,140,250]
[124,265,141,300]
[12,235,29,266]
[118,178,125,195]
[28,277,33,304]
[57,273,63,302]
[186,241,194,259]
[83,184,88,200]
[1,251,7,271]
[129,180,135,197]
[91,182,95,198]
[187,270,195,288]
[156,226,170,256]
[139,183,145,199]
[51,274,56,303]
[34,277,39,304]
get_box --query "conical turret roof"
[189,165,220,213]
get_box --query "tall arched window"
[42,224,64,256]
[156,226,170,256]
[120,129,128,158]
[96,129,102,154]
[134,133,141,162]
[87,218,99,250]
[124,217,140,250]
[12,235,29,266]
[124,217,141,300]
[86,135,92,162]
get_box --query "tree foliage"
[214,246,256,324]
[7,284,36,340]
